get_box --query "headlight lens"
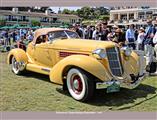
[92,48,106,58]
[121,46,132,56]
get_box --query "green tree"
[76,6,92,20]
[31,20,40,26]
[99,15,110,21]
[75,7,109,20]
[62,9,72,14]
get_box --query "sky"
[50,7,82,13]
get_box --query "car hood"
[52,38,117,52]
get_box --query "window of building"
[121,14,127,20]
[52,18,57,23]
[129,13,134,20]
[138,12,145,19]
[146,11,153,14]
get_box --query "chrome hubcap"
[73,79,79,89]
[71,75,83,94]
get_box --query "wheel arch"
[49,55,111,85]
[123,51,141,76]
[62,65,99,87]
[7,48,28,64]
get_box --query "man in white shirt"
[125,24,136,49]
[92,26,99,40]
[136,27,145,50]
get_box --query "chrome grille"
[106,47,123,76]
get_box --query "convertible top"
[33,28,72,42]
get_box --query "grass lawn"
[0,52,157,111]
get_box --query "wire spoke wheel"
[11,57,24,75]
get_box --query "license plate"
[107,82,120,93]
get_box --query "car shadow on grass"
[20,71,50,83]
[89,84,157,107]
[19,72,157,109]
[56,84,157,109]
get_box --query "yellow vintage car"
[7,28,146,101]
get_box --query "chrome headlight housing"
[121,46,132,57]
[92,48,107,59]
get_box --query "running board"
[26,63,51,75]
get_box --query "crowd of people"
[0,18,157,72]
[72,19,156,50]
[0,28,34,50]
[72,19,157,73]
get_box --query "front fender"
[123,51,141,76]
[7,48,28,64]
[49,55,112,85]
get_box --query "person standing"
[97,23,103,41]
[75,24,83,38]
[89,26,94,39]
[12,30,16,43]
[27,32,33,41]
[112,28,125,45]
[83,26,90,39]
[101,22,109,41]
[4,29,9,46]
[15,31,20,43]
[111,24,119,38]
[144,19,156,70]
[92,26,99,40]
[153,31,157,61]
[136,27,145,50]
[125,24,136,49]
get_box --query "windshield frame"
[47,30,80,41]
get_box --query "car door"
[31,34,55,68]
[33,42,55,68]
[33,42,46,65]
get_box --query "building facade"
[110,7,157,24]
[0,8,82,27]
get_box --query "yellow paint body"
[7,28,145,88]
[7,48,28,64]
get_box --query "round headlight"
[92,48,106,58]
[121,46,132,56]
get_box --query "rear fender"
[7,48,28,64]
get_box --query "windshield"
[48,30,79,41]
[65,31,80,38]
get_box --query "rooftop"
[0,10,80,18]
[110,7,157,13]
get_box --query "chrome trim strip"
[115,47,123,75]
[41,68,50,72]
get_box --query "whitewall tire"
[66,68,94,101]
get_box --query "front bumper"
[96,73,146,90]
